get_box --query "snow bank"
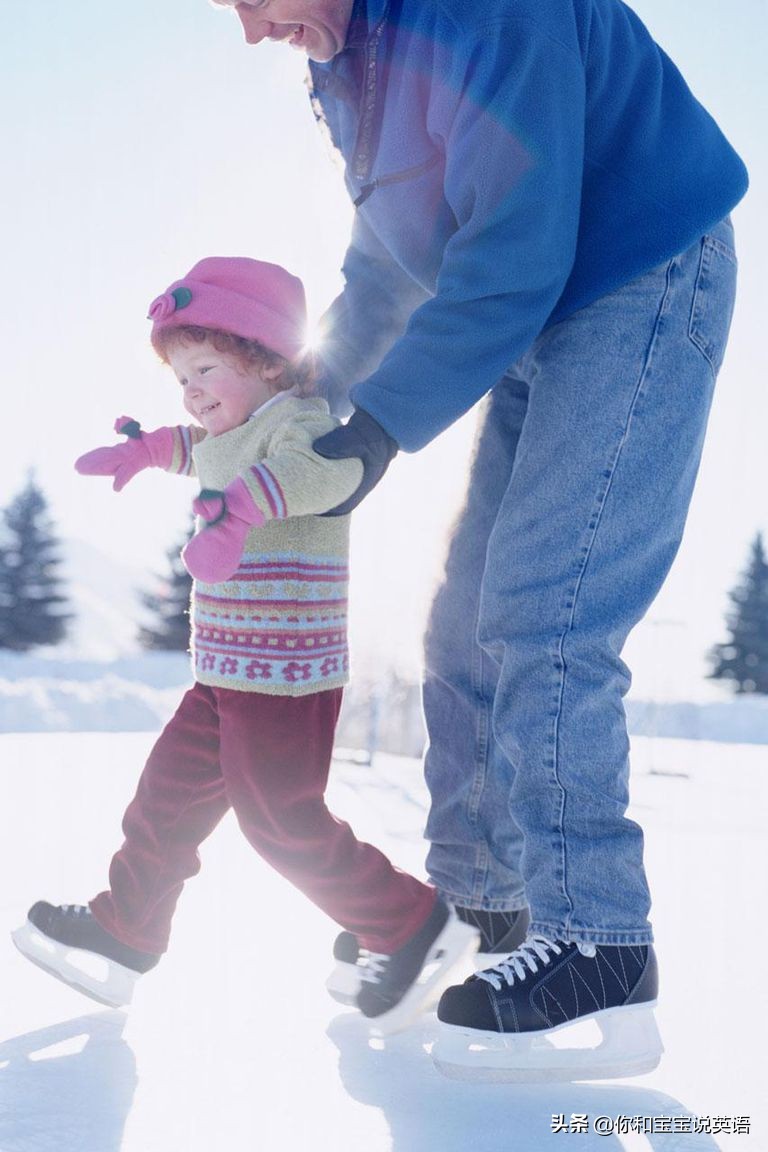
[2,651,768,745]
[0,653,190,734]
[626,696,768,745]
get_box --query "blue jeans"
[423,216,738,946]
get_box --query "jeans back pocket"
[688,231,738,379]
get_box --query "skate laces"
[478,934,563,990]
[60,904,90,917]
[359,953,389,984]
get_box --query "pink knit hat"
[148,256,307,361]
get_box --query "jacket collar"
[344,0,390,50]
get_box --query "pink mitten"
[182,477,266,583]
[75,417,175,492]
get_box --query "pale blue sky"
[2,0,766,690]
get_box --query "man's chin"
[302,30,341,63]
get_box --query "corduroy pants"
[90,682,435,955]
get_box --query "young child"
[12,257,478,1033]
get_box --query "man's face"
[216,0,354,63]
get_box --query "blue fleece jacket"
[310,0,748,451]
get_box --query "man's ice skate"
[11,902,160,1008]
[326,905,529,1005]
[432,934,662,1082]
[355,898,479,1036]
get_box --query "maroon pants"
[90,683,434,955]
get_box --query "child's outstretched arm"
[75,417,207,490]
[182,411,363,583]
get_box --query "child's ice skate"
[12,902,160,1008]
[433,934,663,1082]
[326,928,368,1005]
[354,898,480,1035]
[454,905,531,967]
[326,905,529,1005]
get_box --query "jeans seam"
[687,239,716,382]
[467,606,491,902]
[687,237,736,383]
[439,888,527,913]
[468,634,487,827]
[530,920,654,946]
[550,257,676,938]
[703,233,737,264]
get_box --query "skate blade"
[326,959,363,1006]
[368,919,480,1038]
[432,1001,663,1083]
[11,920,139,1009]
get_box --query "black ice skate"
[454,905,531,966]
[355,898,479,1035]
[326,905,529,1005]
[325,929,367,1005]
[12,902,160,1008]
[433,934,663,1082]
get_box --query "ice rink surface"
[0,732,765,1151]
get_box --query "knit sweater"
[166,395,363,695]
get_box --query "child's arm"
[240,410,364,520]
[75,416,207,490]
[182,411,364,583]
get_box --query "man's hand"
[312,408,398,516]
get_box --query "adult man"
[221,0,747,1078]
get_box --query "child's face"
[168,337,283,436]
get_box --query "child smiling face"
[168,336,284,436]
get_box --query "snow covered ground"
[0,733,765,1151]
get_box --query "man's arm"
[317,211,430,417]
[348,19,586,451]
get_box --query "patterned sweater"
[167,395,363,696]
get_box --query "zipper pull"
[354,181,378,207]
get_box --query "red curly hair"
[154,325,316,397]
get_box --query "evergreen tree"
[0,474,71,651]
[138,518,194,652]
[709,532,768,694]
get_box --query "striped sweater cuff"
[168,426,202,476]
[246,463,289,520]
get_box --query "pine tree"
[138,518,194,652]
[709,532,768,694]
[0,474,71,651]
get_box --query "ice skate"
[355,898,479,1036]
[12,902,160,1008]
[433,934,663,1082]
[326,930,368,1005]
[453,905,531,968]
[326,905,529,1005]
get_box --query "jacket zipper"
[353,154,442,207]
[352,6,389,183]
